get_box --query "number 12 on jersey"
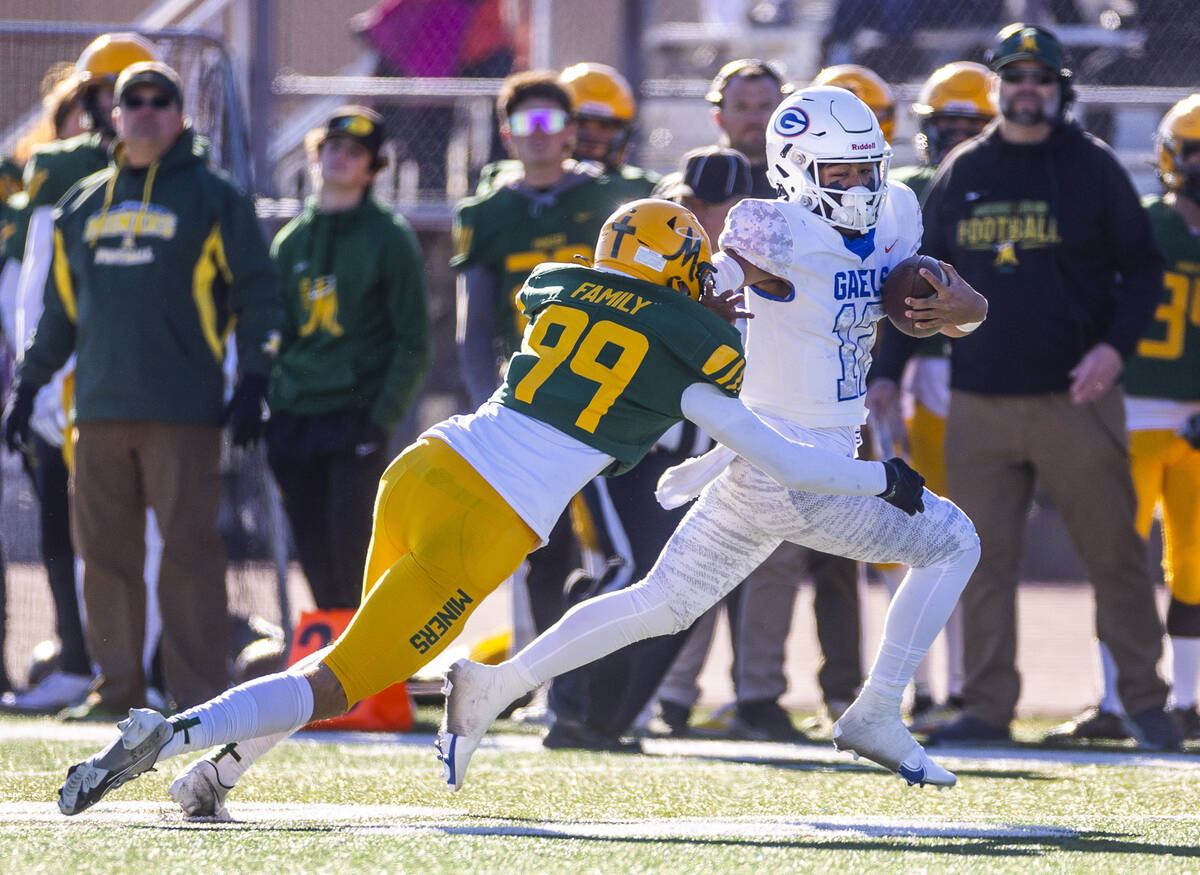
[834,301,883,401]
[514,304,649,433]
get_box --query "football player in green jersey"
[454,71,658,669]
[1055,95,1200,743]
[55,199,925,818]
[474,63,657,201]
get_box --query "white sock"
[161,672,314,761]
[1170,636,1200,709]
[1097,641,1124,715]
[203,730,296,789]
[862,543,977,705]
[509,580,679,689]
[945,603,964,698]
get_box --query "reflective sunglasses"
[122,93,175,110]
[508,108,569,136]
[999,68,1056,86]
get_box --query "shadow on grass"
[130,819,1200,859]
[666,749,1056,783]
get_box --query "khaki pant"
[71,421,228,709]
[945,389,1168,725]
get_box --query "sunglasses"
[122,94,175,110]
[1000,68,1056,86]
[508,108,569,137]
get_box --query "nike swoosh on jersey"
[884,240,897,252]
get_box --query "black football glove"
[877,457,925,515]
[224,373,270,448]
[2,382,37,454]
[1182,413,1200,451]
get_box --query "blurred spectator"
[477,63,658,200]
[352,0,516,196]
[1047,95,1200,744]
[0,36,157,716]
[705,58,791,199]
[867,60,997,727]
[267,106,430,610]
[2,62,281,718]
[914,24,1177,749]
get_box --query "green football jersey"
[496,263,745,475]
[5,133,108,260]
[889,164,937,203]
[1123,196,1200,401]
[452,168,646,355]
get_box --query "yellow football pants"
[324,438,539,705]
[906,401,947,498]
[1130,429,1200,605]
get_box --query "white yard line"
[7,721,1199,772]
[0,800,1096,840]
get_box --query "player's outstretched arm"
[680,383,885,497]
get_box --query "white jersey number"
[834,302,882,401]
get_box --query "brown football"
[881,255,944,338]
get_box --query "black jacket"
[874,120,1163,394]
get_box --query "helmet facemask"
[770,142,891,233]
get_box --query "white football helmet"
[765,85,892,232]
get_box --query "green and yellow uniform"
[453,164,653,355]
[883,163,948,494]
[4,132,108,261]
[325,262,744,702]
[1125,195,1200,604]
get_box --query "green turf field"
[2,709,1198,873]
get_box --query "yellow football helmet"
[912,61,996,164]
[812,64,896,142]
[1156,94,1200,196]
[560,63,636,122]
[593,199,713,301]
[76,32,158,84]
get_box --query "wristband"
[955,320,983,333]
[711,251,746,293]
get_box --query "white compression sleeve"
[159,672,314,761]
[710,250,746,293]
[680,383,887,496]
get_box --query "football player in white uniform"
[442,87,989,791]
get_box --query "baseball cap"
[115,61,183,107]
[654,147,753,204]
[320,105,386,166]
[986,23,1068,73]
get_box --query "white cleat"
[833,698,956,788]
[58,708,174,815]
[0,671,92,715]
[169,756,233,822]
[436,659,522,792]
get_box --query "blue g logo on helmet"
[773,107,810,137]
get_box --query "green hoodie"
[18,127,281,426]
[268,196,430,431]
